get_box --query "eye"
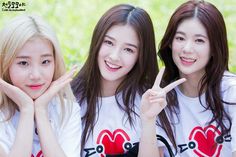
[175,36,184,41]
[17,61,29,66]
[195,39,205,44]
[42,60,51,64]
[124,48,134,54]
[103,40,113,46]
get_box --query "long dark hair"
[158,0,232,149]
[71,4,158,152]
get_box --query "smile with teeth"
[105,61,121,69]
[180,57,196,63]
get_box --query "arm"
[0,110,34,157]
[138,68,185,157]
[0,79,34,157]
[0,146,7,157]
[233,151,236,157]
[138,113,159,157]
[35,101,82,157]
[34,66,77,157]
[8,108,34,157]
[35,106,67,157]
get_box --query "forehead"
[16,37,53,56]
[106,24,139,46]
[177,18,208,36]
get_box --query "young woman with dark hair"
[71,4,163,157]
[146,0,236,156]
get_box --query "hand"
[0,78,34,112]
[140,67,186,120]
[34,65,77,111]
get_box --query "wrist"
[34,105,48,117]
[20,105,34,115]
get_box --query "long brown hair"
[71,4,158,152]
[158,0,232,149]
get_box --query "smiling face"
[97,24,139,91]
[171,18,211,79]
[9,37,55,99]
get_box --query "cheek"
[9,69,26,87]
[172,51,179,62]
[48,65,55,80]
[97,54,104,69]
[202,53,211,65]
[9,65,20,84]
[98,45,109,57]
[123,54,138,69]
[171,40,183,52]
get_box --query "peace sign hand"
[140,67,186,120]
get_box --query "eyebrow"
[176,31,208,39]
[105,35,138,49]
[16,53,54,59]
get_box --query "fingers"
[0,78,17,95]
[146,89,166,104]
[163,78,186,93]
[0,78,10,88]
[144,90,167,118]
[152,67,165,90]
[39,65,78,99]
[0,78,33,108]
[53,65,77,84]
[152,67,186,93]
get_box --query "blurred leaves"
[0,0,235,71]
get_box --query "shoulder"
[48,97,81,120]
[221,71,236,100]
[50,96,80,109]
[221,71,236,90]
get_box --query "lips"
[180,56,196,65]
[27,84,44,90]
[105,61,121,71]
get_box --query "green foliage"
[0,0,236,72]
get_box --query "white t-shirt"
[0,97,82,157]
[157,71,236,157]
[81,93,141,157]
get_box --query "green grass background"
[0,0,236,72]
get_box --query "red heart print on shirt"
[31,150,43,157]
[96,129,131,157]
[189,125,223,157]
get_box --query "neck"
[101,79,121,97]
[179,72,205,97]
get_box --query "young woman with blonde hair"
[0,15,81,157]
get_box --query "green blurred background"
[0,0,236,72]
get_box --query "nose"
[29,66,41,80]
[109,48,120,61]
[182,40,193,54]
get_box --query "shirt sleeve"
[0,112,14,154]
[57,102,82,157]
[225,88,236,152]
[221,79,236,153]
[155,118,172,148]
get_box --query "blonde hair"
[0,15,75,124]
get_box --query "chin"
[29,92,43,100]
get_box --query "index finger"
[152,67,165,90]
[163,78,186,93]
